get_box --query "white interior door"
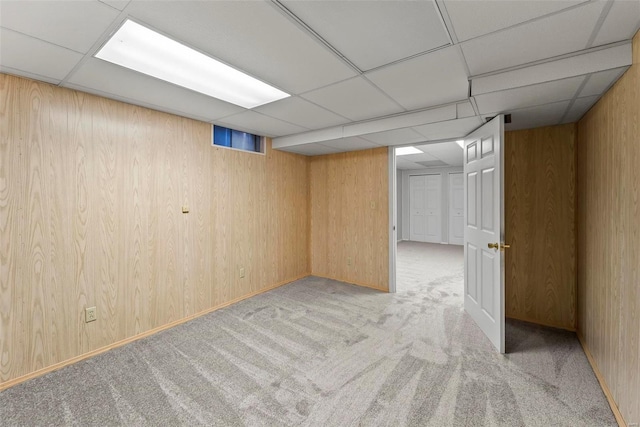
[449,173,464,245]
[463,115,505,353]
[410,175,427,241]
[424,174,442,243]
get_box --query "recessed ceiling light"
[95,20,290,109]
[396,146,422,156]
[456,140,464,148]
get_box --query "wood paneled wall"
[576,30,640,426]
[504,124,577,330]
[0,74,310,387]
[310,149,389,291]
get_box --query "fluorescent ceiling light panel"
[456,140,464,148]
[396,146,422,156]
[95,20,289,109]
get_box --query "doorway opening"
[394,141,465,294]
[389,116,506,352]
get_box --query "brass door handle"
[488,243,511,251]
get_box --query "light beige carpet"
[0,242,615,426]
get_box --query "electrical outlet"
[347,257,352,266]
[85,306,97,323]
[239,267,245,278]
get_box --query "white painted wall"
[400,166,463,244]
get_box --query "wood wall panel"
[504,124,577,330]
[577,30,640,426]
[310,148,389,291]
[0,74,310,387]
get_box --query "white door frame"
[388,147,397,293]
[448,172,464,245]
[387,126,502,337]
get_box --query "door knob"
[488,242,511,251]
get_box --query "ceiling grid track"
[268,0,362,75]
[585,0,615,49]
[361,77,409,113]
[58,6,132,87]
[558,75,592,124]
[458,0,608,45]
[361,44,452,75]
[434,0,459,45]
[3,0,636,152]
[469,39,631,81]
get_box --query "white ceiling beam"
[273,103,457,148]
[471,41,631,96]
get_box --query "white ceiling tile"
[301,77,404,121]
[320,137,380,151]
[592,0,640,47]
[471,43,632,95]
[398,152,439,162]
[413,116,483,140]
[439,157,463,167]
[417,141,463,155]
[217,111,308,138]
[396,160,426,170]
[280,144,342,156]
[415,142,464,167]
[444,0,586,42]
[66,58,244,121]
[418,141,462,153]
[490,100,571,131]
[99,0,130,10]
[254,97,348,130]
[580,67,627,97]
[0,28,83,81]
[474,76,584,114]
[125,1,356,94]
[461,2,605,76]
[457,101,476,118]
[362,128,425,146]
[344,105,456,138]
[281,0,450,71]
[366,46,469,110]
[563,95,600,123]
[0,1,120,53]
[431,153,464,167]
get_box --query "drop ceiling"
[396,141,464,170]
[1,0,638,157]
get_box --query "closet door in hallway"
[409,174,442,243]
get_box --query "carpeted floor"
[0,242,615,426]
